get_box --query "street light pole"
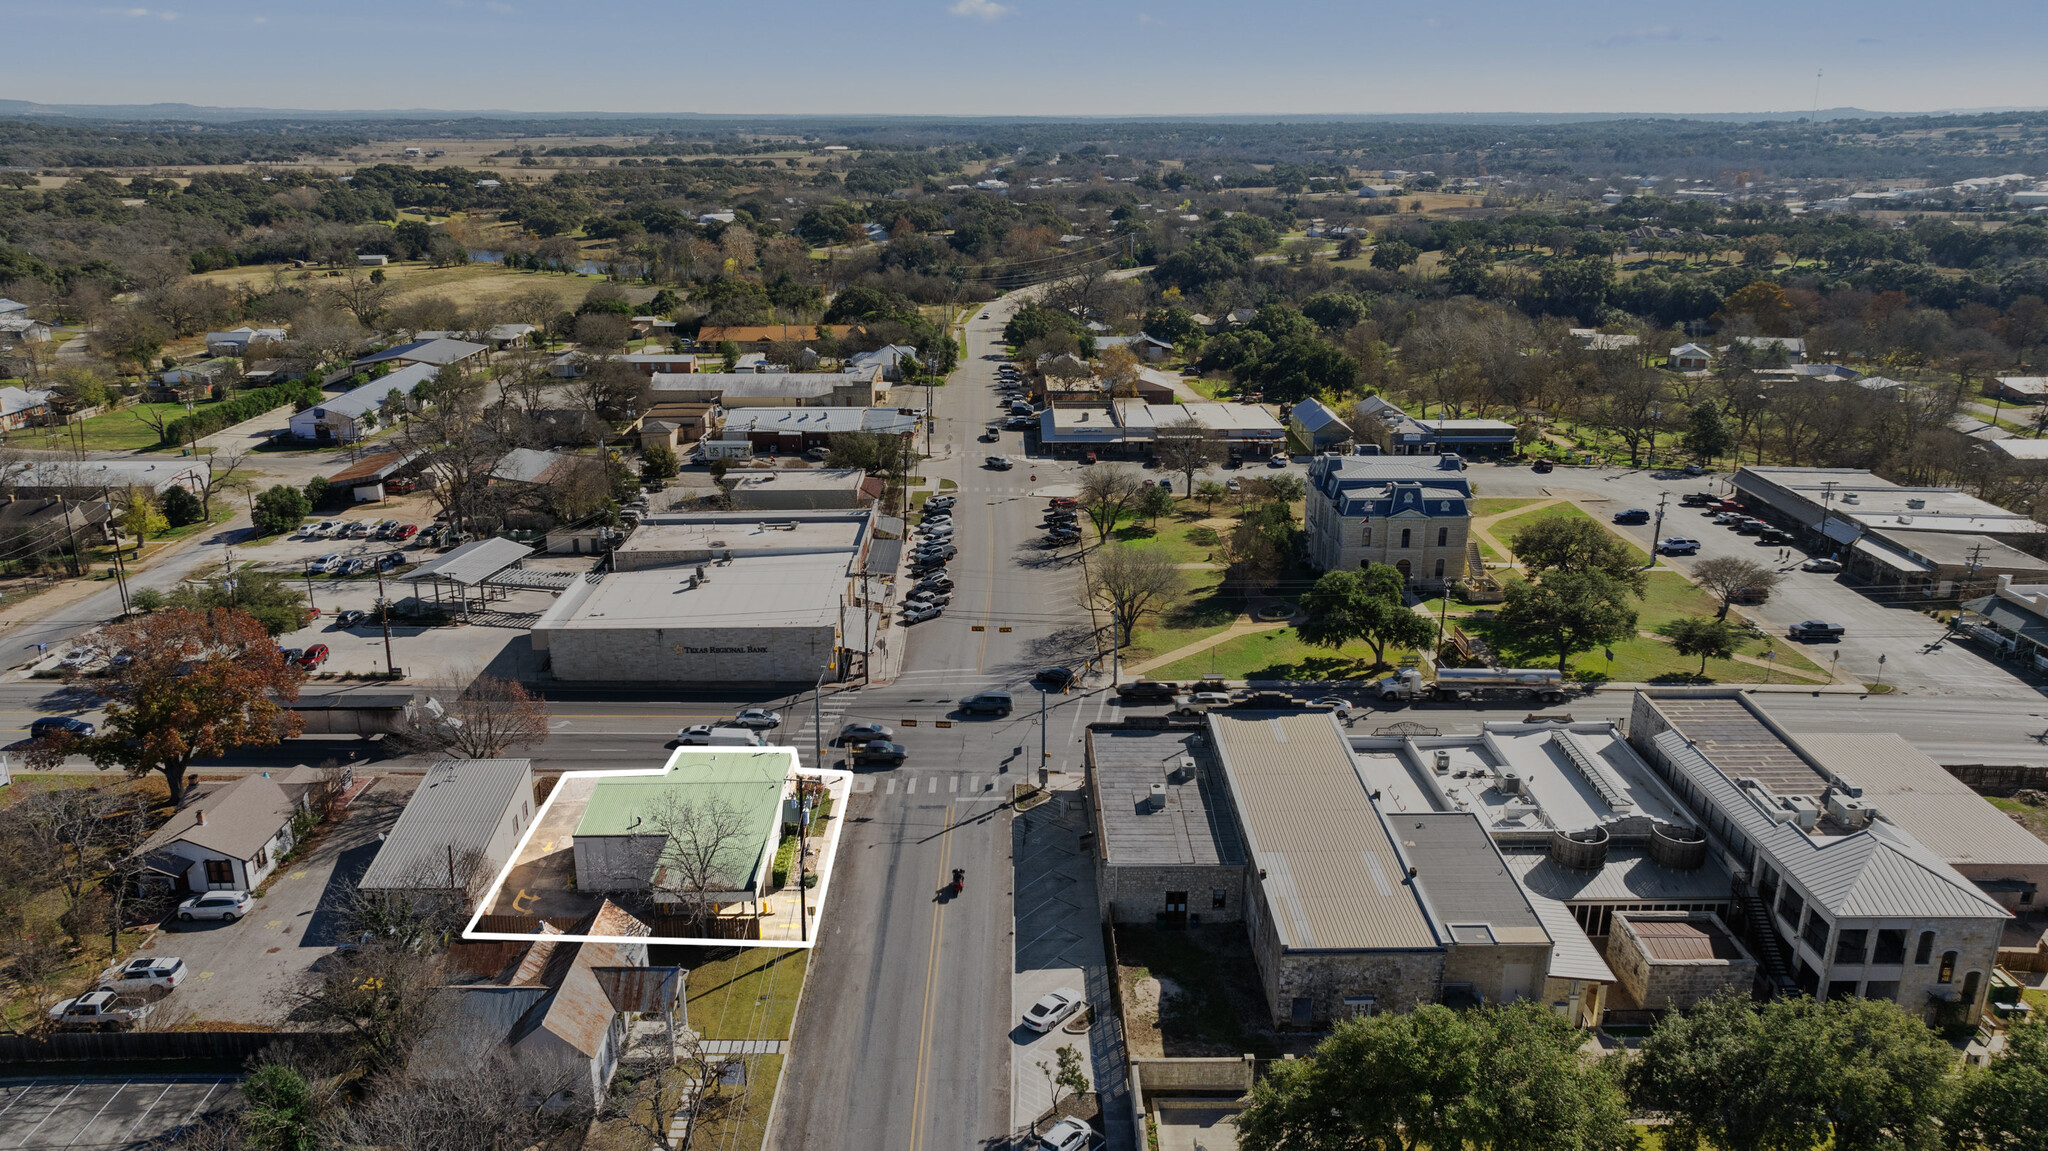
[1648,491,1670,569]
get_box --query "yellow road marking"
[265,920,282,929]
[511,888,538,914]
[907,803,956,1151]
[198,972,214,979]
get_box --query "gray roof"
[301,362,436,420]
[1288,398,1347,433]
[1648,696,1829,798]
[649,372,871,400]
[1505,847,1735,905]
[1088,727,1245,869]
[1795,733,2048,872]
[135,775,298,863]
[491,447,569,485]
[408,537,535,586]
[1399,812,1549,946]
[1209,712,1439,952]
[355,337,488,367]
[1651,729,2007,922]
[359,759,532,891]
[717,407,918,438]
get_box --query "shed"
[359,759,536,900]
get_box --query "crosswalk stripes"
[847,773,1008,798]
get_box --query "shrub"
[158,484,203,527]
[160,382,322,446]
[253,484,311,536]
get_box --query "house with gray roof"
[133,774,311,895]
[1306,453,1473,590]
[360,759,535,901]
[1288,398,1349,449]
[352,336,489,372]
[287,362,436,443]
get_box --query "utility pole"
[1648,491,1670,568]
[375,566,395,675]
[1039,687,1049,785]
[1817,480,1837,546]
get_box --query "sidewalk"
[1124,616,1284,678]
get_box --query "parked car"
[837,722,894,745]
[1115,680,1178,702]
[1268,453,1289,468]
[335,609,367,629]
[314,520,345,538]
[97,956,186,997]
[1532,459,1554,473]
[342,522,371,538]
[1005,415,1036,430]
[30,716,96,740]
[383,478,417,495]
[1683,463,1705,476]
[1225,477,1242,492]
[371,519,400,539]
[309,553,340,574]
[378,552,405,571]
[1711,511,1745,525]
[958,690,1013,716]
[1186,691,1233,706]
[980,428,1001,442]
[47,991,155,1031]
[1022,988,1085,1032]
[394,524,419,541]
[1613,508,1651,525]
[1735,519,1767,536]
[985,455,1014,470]
[729,708,782,730]
[1788,620,1845,641]
[1680,492,1718,507]
[1038,1118,1095,1151]
[1308,696,1355,719]
[1756,528,1794,545]
[902,605,943,624]
[297,644,330,670]
[1034,666,1076,690]
[850,740,908,767]
[676,725,764,747]
[1048,497,1078,509]
[1657,538,1701,556]
[1801,557,1844,573]
[177,890,254,923]
[279,648,303,665]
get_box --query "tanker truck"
[1372,667,1567,704]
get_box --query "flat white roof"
[1350,723,1692,833]
[538,552,847,632]
[618,513,865,560]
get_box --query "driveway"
[126,778,409,1027]
[1469,462,2043,700]
[0,1078,238,1149]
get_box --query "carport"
[405,537,538,620]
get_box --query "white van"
[677,724,767,747]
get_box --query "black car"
[335,609,367,629]
[1034,667,1076,690]
[29,716,95,740]
[957,691,1013,716]
[849,740,909,767]
[1613,508,1651,525]
[1756,528,1794,545]
[1788,620,1845,642]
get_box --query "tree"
[84,608,304,806]
[1509,515,1648,595]
[195,447,246,520]
[1665,615,1740,678]
[330,269,395,328]
[157,483,203,528]
[1370,238,1420,272]
[119,491,167,553]
[1193,479,1228,514]
[1154,416,1221,494]
[402,673,550,759]
[288,941,447,1074]
[1098,344,1144,421]
[1499,571,1639,674]
[238,1063,326,1151]
[1691,556,1781,618]
[1136,482,1175,528]
[1297,566,1438,670]
[1038,1044,1091,1116]
[1079,464,1146,541]
[91,307,168,371]
[641,789,757,933]
[642,444,680,480]
[1463,1001,1634,1151]
[1683,401,1734,463]
[166,566,311,637]
[1084,544,1182,647]
[252,484,311,536]
[1948,1019,2048,1150]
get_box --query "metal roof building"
[571,751,791,902]
[360,759,536,896]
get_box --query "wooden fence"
[0,1030,306,1063]
[1944,763,2048,794]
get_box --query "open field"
[1149,625,1419,682]
[194,257,651,312]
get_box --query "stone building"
[1304,453,1473,590]
[1608,911,1757,1010]
[1084,721,1247,926]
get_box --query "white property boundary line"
[461,745,851,950]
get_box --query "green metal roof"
[573,751,790,892]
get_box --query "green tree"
[252,484,312,536]
[1499,570,1639,674]
[1665,615,1739,677]
[239,1063,323,1151]
[1464,1001,1636,1151]
[641,444,680,480]
[1370,238,1420,272]
[1297,566,1438,670]
[157,484,203,528]
[167,568,311,637]
[1038,1044,1092,1116]
[304,475,332,507]
[1948,1019,2048,1150]
[1509,515,1648,595]
[1683,401,1734,463]
[120,492,167,553]
[1136,482,1176,528]
[1193,479,1228,514]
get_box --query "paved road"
[0,1078,239,1149]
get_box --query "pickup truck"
[48,990,155,1031]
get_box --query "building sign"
[672,644,770,655]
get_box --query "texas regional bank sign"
[673,643,771,655]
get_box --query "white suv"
[1038,1118,1094,1151]
[177,890,254,923]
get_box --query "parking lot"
[118,776,409,1027]
[1473,462,2040,699]
[0,1078,239,1149]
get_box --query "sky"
[3,0,2046,119]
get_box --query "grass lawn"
[1987,795,2048,844]
[1489,501,1649,561]
[1111,506,1225,567]
[71,402,206,451]
[1148,625,1416,682]
[684,946,809,1041]
[1183,377,1234,400]
[1122,574,1239,663]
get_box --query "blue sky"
[3,0,2045,117]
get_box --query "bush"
[641,444,679,480]
[158,484,203,527]
[160,381,322,446]
[253,484,311,536]
[129,587,164,613]
[304,476,332,507]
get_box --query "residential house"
[638,402,717,449]
[492,447,579,487]
[134,773,311,895]
[1358,184,1405,197]
[0,495,114,556]
[149,359,238,402]
[1730,336,1807,364]
[204,327,287,356]
[357,254,390,266]
[9,458,205,499]
[1095,333,1175,362]
[844,344,918,381]
[1993,377,2048,405]
[433,901,655,1099]
[352,337,489,373]
[0,298,27,316]
[287,362,436,443]
[1669,343,1715,372]
[620,351,699,376]
[359,759,536,902]
[1288,399,1350,450]
[0,386,53,431]
[1305,453,1473,589]
[1568,328,1641,352]
[0,312,51,347]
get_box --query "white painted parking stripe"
[949,776,958,793]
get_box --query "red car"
[394,524,418,541]
[1049,497,1078,509]
[296,644,329,671]
[384,478,417,495]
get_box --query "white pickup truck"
[47,990,156,1031]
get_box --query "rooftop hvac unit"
[1780,794,1821,831]
[1147,783,1167,812]
[1826,791,1875,830]
[1433,750,1452,774]
[1842,492,1859,503]
[1906,498,1926,509]
[1169,754,1194,783]
[1498,770,1524,796]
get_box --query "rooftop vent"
[1906,498,1926,509]
[1497,770,1524,796]
[1433,750,1452,774]
[1147,783,1167,812]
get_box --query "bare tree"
[642,790,757,935]
[1692,557,1783,618]
[329,1041,591,1150]
[1153,415,1219,494]
[1083,544,1183,647]
[617,1027,743,1151]
[401,673,551,759]
[195,447,246,520]
[330,270,396,329]
[1078,464,1146,542]
[285,941,448,1074]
